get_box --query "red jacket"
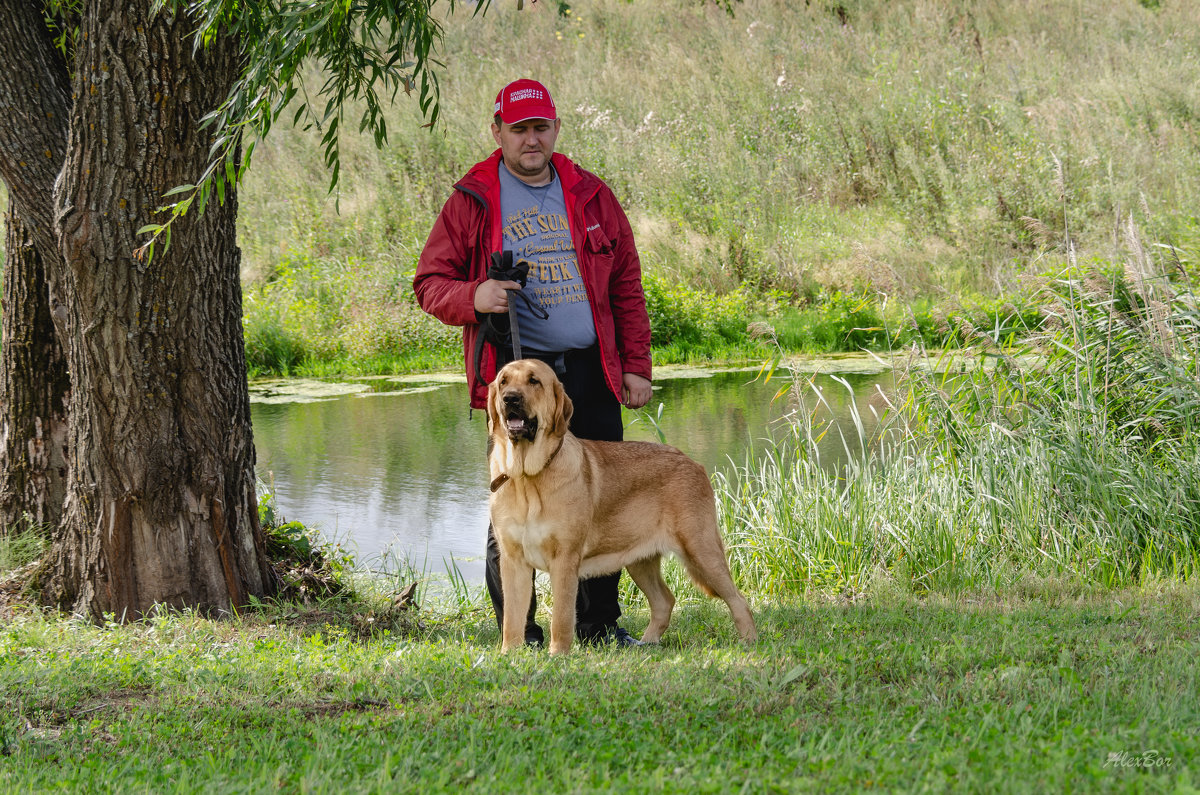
[414,150,652,409]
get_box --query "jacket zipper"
[454,182,497,392]
[566,181,622,402]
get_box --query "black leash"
[473,252,549,387]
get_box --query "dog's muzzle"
[501,391,538,441]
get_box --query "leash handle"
[507,293,523,360]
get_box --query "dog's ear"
[551,377,574,438]
[486,377,503,439]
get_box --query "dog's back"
[579,439,714,510]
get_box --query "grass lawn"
[2,581,1197,793]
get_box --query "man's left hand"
[622,373,652,409]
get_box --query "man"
[414,79,653,647]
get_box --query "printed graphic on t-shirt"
[502,208,588,310]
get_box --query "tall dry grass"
[243,0,1200,281]
[234,0,1200,372]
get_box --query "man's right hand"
[474,279,523,314]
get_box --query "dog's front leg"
[547,556,581,655]
[498,545,534,654]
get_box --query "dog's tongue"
[507,418,526,433]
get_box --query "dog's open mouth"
[504,411,538,441]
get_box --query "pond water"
[249,357,896,584]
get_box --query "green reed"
[714,248,1200,596]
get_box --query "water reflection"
[250,363,894,582]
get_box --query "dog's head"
[488,359,573,443]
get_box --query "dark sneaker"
[579,625,645,647]
[611,627,646,647]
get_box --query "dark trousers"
[485,345,624,642]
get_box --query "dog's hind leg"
[625,556,675,644]
[677,529,758,644]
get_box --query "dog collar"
[490,437,565,493]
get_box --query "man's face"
[492,117,561,184]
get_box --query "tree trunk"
[0,207,70,535]
[0,0,74,536]
[42,0,274,618]
[0,0,73,261]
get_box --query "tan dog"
[487,359,757,654]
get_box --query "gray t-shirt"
[498,162,598,352]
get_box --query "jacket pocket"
[584,222,614,270]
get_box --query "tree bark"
[0,0,74,536]
[42,0,274,618]
[0,207,70,535]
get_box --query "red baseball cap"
[494,79,557,124]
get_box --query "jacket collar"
[455,150,599,201]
